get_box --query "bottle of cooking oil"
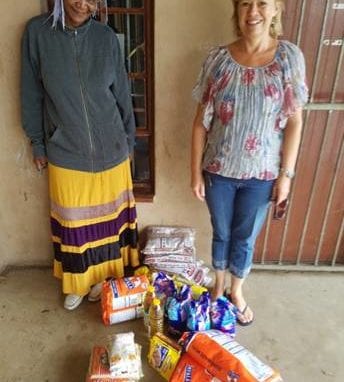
[143,285,155,330]
[149,298,164,337]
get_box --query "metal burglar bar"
[255,0,344,271]
[295,0,344,266]
[315,133,344,265]
[277,0,321,265]
[295,0,331,265]
[308,41,344,267]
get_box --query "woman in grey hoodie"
[21,0,139,310]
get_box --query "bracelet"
[279,168,295,179]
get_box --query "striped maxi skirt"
[48,159,139,296]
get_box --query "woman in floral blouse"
[191,0,308,325]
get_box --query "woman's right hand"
[190,104,207,202]
[34,156,48,172]
[191,173,205,202]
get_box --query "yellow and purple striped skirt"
[48,159,139,296]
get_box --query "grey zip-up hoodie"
[21,14,135,172]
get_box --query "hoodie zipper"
[73,30,94,172]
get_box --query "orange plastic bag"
[170,353,218,382]
[180,330,283,382]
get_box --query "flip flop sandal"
[236,304,254,327]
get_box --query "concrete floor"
[0,268,343,382]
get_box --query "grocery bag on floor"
[147,333,182,380]
[107,332,143,380]
[170,353,219,382]
[102,275,149,325]
[180,330,283,382]
[210,296,236,336]
[85,345,137,381]
[142,226,196,256]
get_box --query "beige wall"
[141,0,233,263]
[0,0,233,272]
[0,0,52,272]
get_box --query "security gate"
[254,0,344,270]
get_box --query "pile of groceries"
[85,226,284,382]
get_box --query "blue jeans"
[204,172,274,279]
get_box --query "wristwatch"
[279,168,295,179]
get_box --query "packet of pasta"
[180,330,283,382]
[107,332,143,380]
[85,346,136,381]
[147,333,182,380]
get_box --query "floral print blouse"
[193,40,309,180]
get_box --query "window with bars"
[107,0,154,201]
[47,0,155,201]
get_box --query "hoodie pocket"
[98,122,129,162]
[47,125,86,156]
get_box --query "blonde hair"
[231,0,285,38]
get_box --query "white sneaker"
[88,282,103,302]
[64,294,84,310]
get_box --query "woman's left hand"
[272,175,291,205]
